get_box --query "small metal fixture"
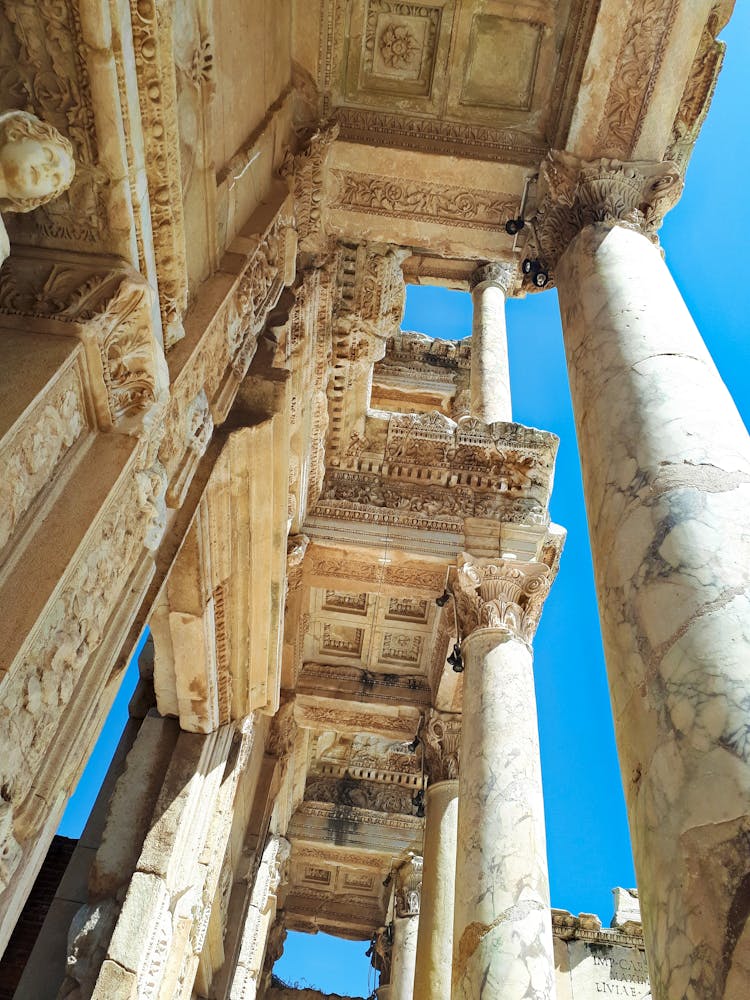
[522,257,549,288]
[447,642,463,673]
[406,734,420,752]
[413,788,426,818]
[382,871,392,888]
[435,589,450,607]
[505,216,525,236]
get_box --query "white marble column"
[390,855,422,1000]
[469,262,515,424]
[413,713,460,1000]
[537,151,750,1000]
[452,558,556,1000]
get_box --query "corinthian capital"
[453,556,551,645]
[422,711,461,784]
[469,261,516,295]
[533,150,683,267]
[394,855,423,918]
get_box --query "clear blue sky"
[59,9,750,995]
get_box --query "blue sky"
[59,8,749,995]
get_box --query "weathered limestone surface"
[555,214,750,1000]
[0,2,740,997]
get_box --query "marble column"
[469,262,515,424]
[390,855,422,1000]
[536,150,750,1000]
[413,713,460,1000]
[452,557,556,1000]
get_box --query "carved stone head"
[0,111,75,212]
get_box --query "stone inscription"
[563,941,650,1000]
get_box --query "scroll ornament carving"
[0,448,167,889]
[533,151,682,269]
[281,121,339,253]
[304,777,416,816]
[0,374,85,554]
[453,557,551,645]
[394,854,422,917]
[422,712,460,783]
[129,0,188,348]
[0,254,168,431]
[0,110,75,264]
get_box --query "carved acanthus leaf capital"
[394,854,423,918]
[469,261,516,296]
[422,711,460,783]
[533,150,683,267]
[453,556,551,645]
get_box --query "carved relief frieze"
[304,776,416,815]
[128,0,189,348]
[332,170,518,232]
[307,550,447,593]
[0,435,166,890]
[453,556,552,645]
[0,251,168,432]
[281,121,339,254]
[667,6,728,170]
[596,0,679,159]
[0,356,89,559]
[0,1,106,247]
[159,201,295,485]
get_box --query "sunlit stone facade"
[0,2,746,999]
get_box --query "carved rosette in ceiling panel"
[314,0,601,163]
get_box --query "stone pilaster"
[451,557,556,1000]
[469,262,515,425]
[538,149,750,1000]
[414,712,460,1000]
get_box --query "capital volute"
[532,150,683,268]
[452,555,551,645]
[422,711,461,784]
[469,261,516,296]
[394,854,422,918]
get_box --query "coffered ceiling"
[296,0,599,164]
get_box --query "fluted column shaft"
[469,263,514,424]
[452,559,555,1000]
[541,151,750,1000]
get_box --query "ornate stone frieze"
[532,150,683,269]
[281,121,339,254]
[128,0,188,348]
[667,6,729,170]
[304,776,416,816]
[0,436,166,889]
[0,251,169,432]
[394,854,422,917]
[0,0,107,248]
[0,356,88,558]
[332,170,518,232]
[421,711,460,783]
[159,199,295,486]
[595,0,679,159]
[453,556,552,645]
